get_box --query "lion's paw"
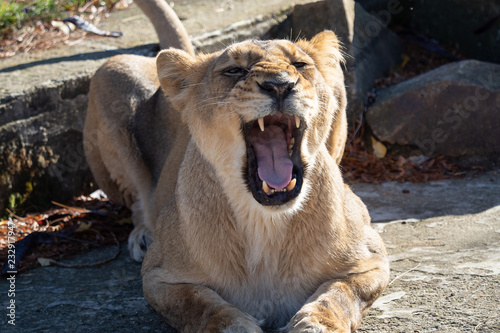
[286,318,325,333]
[285,314,350,333]
[127,225,153,262]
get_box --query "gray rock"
[349,0,403,114]
[272,0,403,120]
[355,0,396,12]
[405,0,500,63]
[366,60,500,157]
[357,0,500,63]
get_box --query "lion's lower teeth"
[262,178,296,195]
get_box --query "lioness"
[84,0,389,331]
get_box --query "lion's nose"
[258,80,295,103]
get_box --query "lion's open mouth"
[243,114,305,206]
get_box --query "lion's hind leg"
[85,108,155,261]
[84,57,159,261]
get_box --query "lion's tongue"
[249,125,293,190]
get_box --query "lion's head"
[157,31,346,210]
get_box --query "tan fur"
[84,2,389,331]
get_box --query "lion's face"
[157,31,345,209]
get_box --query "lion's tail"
[134,0,195,55]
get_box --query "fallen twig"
[389,262,422,286]
[51,201,89,213]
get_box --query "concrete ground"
[354,171,500,332]
[1,0,499,332]
[1,171,499,332]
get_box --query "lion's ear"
[156,48,196,110]
[307,30,344,64]
[296,30,345,91]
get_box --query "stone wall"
[0,76,94,212]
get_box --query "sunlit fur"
[84,22,389,332]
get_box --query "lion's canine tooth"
[286,178,296,191]
[262,181,270,194]
[294,115,300,128]
[258,117,265,132]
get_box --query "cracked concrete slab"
[1,170,499,332]
[362,205,500,332]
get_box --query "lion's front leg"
[143,268,263,332]
[285,264,389,333]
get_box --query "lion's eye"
[293,62,308,69]
[223,67,247,76]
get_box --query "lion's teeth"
[263,179,296,195]
[258,117,265,132]
[288,138,295,156]
[286,178,296,191]
[294,115,300,128]
[262,181,270,194]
